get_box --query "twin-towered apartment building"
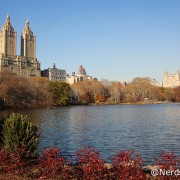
[0,15,41,78]
[0,16,179,87]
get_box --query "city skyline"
[0,0,180,82]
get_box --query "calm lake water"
[1,104,180,164]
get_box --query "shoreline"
[85,100,175,106]
[0,101,177,111]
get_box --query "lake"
[1,104,180,164]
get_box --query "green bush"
[0,115,5,146]
[1,113,39,155]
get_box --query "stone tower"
[0,15,17,57]
[78,65,87,76]
[21,20,36,61]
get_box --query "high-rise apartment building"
[0,15,41,78]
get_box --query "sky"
[0,0,180,82]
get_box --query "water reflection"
[0,104,180,164]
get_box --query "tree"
[71,81,94,104]
[71,80,107,104]
[28,77,51,106]
[48,81,71,105]
[123,77,154,102]
[106,82,124,103]
[0,71,51,108]
[158,87,176,102]
[174,86,180,102]
[2,113,39,155]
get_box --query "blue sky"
[0,0,180,82]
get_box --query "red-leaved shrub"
[154,151,179,169]
[111,150,145,180]
[76,147,107,179]
[0,146,26,175]
[38,147,68,179]
[1,145,180,179]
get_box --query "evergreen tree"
[48,81,71,105]
[2,113,39,155]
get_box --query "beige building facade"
[66,65,93,84]
[163,70,180,88]
[0,15,41,78]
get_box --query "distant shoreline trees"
[0,71,179,109]
[72,77,177,104]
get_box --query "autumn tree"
[105,82,124,103]
[158,87,176,102]
[0,71,51,108]
[71,80,107,104]
[0,71,29,107]
[28,77,51,106]
[71,81,94,104]
[174,86,180,102]
[123,77,154,102]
